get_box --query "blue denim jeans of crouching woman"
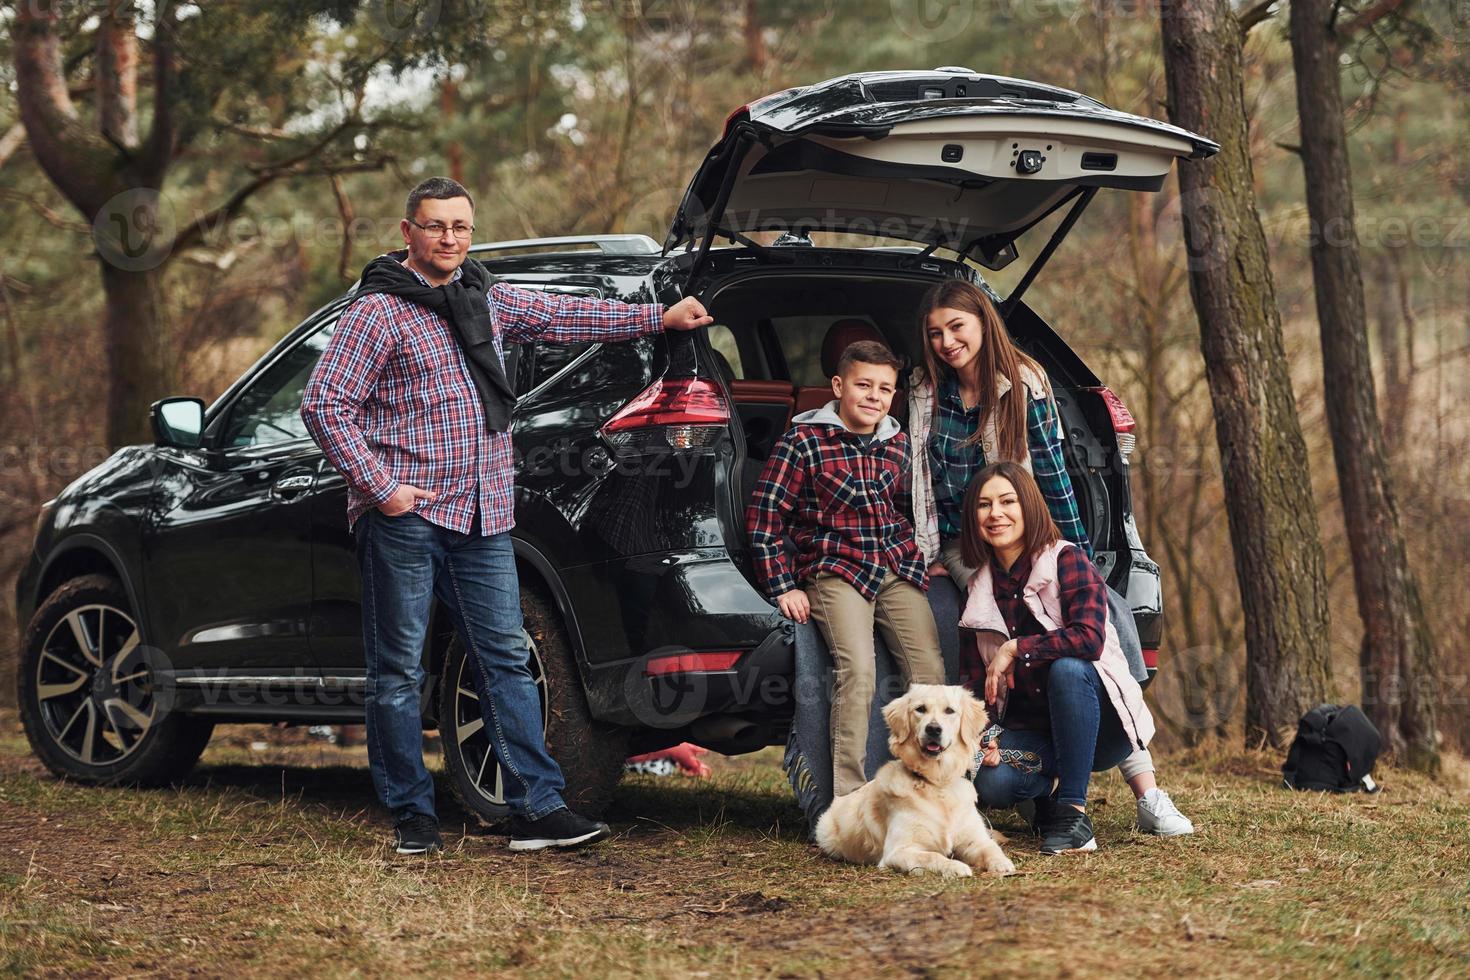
[355,508,567,822]
[972,656,1136,809]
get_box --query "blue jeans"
[973,657,1135,808]
[355,508,566,822]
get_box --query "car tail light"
[600,377,730,454]
[1086,386,1137,458]
[643,651,743,677]
[1142,647,1159,670]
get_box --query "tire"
[439,585,628,824]
[17,574,214,787]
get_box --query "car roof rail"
[470,234,661,257]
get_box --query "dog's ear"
[882,691,914,750]
[958,689,989,757]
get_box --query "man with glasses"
[302,177,712,854]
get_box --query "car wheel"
[439,585,628,823]
[17,574,214,786]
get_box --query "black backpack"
[1282,704,1383,793]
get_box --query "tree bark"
[1160,0,1335,748]
[1289,0,1440,771]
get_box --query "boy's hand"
[777,589,811,624]
[928,562,948,577]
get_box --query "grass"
[1,713,1468,978]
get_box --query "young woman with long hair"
[957,462,1159,853]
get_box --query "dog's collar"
[904,763,935,785]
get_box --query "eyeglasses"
[408,218,474,240]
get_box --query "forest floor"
[2,710,1468,978]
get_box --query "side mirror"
[150,397,206,449]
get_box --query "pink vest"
[957,539,1155,749]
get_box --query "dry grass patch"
[2,714,1467,977]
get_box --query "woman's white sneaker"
[1136,788,1194,836]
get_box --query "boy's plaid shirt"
[927,377,1093,557]
[746,420,928,601]
[301,262,662,536]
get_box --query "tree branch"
[169,156,392,256]
[1339,0,1414,36]
[0,188,93,233]
[144,0,178,182]
[1238,0,1280,37]
[95,0,140,150]
[12,2,117,212]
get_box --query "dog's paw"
[942,859,975,879]
[982,853,1017,877]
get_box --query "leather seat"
[793,318,888,415]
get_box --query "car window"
[220,319,336,449]
[707,324,744,379]
[770,316,882,387]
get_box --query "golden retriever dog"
[815,684,1015,878]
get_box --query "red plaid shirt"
[746,413,927,601]
[301,262,663,535]
[960,545,1107,729]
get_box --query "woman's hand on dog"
[985,639,1019,704]
[777,588,811,624]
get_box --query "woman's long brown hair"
[916,280,1048,463]
[959,461,1062,571]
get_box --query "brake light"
[603,378,730,430]
[600,377,730,453]
[1086,386,1137,457]
[1142,648,1159,670]
[644,651,743,677]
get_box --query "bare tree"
[1288,0,1439,771]
[1160,0,1335,748]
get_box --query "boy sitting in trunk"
[746,340,946,798]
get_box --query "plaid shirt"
[959,545,1108,729]
[746,412,927,601]
[301,262,662,535]
[927,377,1092,557]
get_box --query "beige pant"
[806,570,947,797]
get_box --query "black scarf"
[358,250,516,432]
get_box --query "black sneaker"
[508,807,611,851]
[1020,795,1059,837]
[394,813,444,855]
[1039,806,1098,855]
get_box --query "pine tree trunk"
[1160,0,1334,748]
[1288,0,1440,772]
[100,262,169,447]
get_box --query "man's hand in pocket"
[379,484,436,516]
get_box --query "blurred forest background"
[1,0,1467,752]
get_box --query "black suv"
[14,69,1216,821]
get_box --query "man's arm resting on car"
[490,282,711,345]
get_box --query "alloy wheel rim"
[451,630,549,806]
[35,603,156,766]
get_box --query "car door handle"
[272,474,315,498]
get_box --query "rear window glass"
[769,316,880,387]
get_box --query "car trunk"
[688,259,1131,592]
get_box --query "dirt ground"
[2,713,1468,978]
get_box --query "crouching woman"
[957,461,1156,855]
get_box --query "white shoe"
[1137,788,1194,836]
